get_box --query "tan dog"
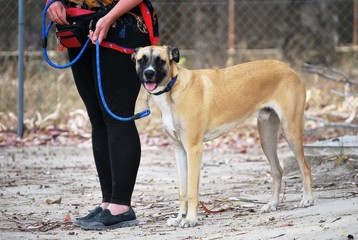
[132,45,314,228]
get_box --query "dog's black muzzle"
[143,69,156,82]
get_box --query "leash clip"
[146,93,151,111]
[89,19,94,31]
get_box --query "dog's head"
[132,45,180,93]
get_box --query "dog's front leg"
[179,144,202,228]
[167,145,188,227]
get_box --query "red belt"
[99,41,135,54]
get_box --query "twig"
[332,217,342,223]
[331,89,358,97]
[270,233,286,239]
[281,180,287,203]
[199,201,234,214]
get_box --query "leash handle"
[42,0,90,69]
[95,40,151,121]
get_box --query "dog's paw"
[299,196,314,208]
[166,217,182,227]
[261,203,278,213]
[179,218,198,228]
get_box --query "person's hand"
[89,16,112,44]
[46,1,69,25]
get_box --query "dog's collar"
[151,75,178,96]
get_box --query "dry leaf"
[64,212,72,222]
[46,197,62,204]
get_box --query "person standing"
[46,0,158,230]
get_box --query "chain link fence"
[0,0,357,135]
[155,0,356,68]
[0,0,356,63]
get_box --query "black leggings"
[68,23,150,206]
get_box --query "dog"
[132,45,314,228]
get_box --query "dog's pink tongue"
[144,82,157,91]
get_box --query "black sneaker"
[73,206,103,227]
[81,208,139,230]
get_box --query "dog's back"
[174,60,306,140]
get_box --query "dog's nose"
[144,69,155,79]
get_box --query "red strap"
[99,41,135,54]
[139,2,159,45]
[66,8,95,17]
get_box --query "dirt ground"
[1,138,357,240]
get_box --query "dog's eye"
[138,56,148,65]
[155,56,165,66]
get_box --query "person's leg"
[78,45,144,230]
[68,47,113,205]
[94,46,142,215]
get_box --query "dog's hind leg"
[281,110,314,208]
[257,108,283,213]
[167,145,188,227]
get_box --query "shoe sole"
[73,221,81,227]
[73,207,103,227]
[73,220,90,227]
[81,219,139,230]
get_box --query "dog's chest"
[153,96,178,138]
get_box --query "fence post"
[354,0,358,45]
[227,0,235,66]
[17,0,25,138]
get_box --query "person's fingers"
[98,30,106,44]
[59,6,69,25]
[46,2,68,25]
[52,11,66,25]
[89,30,97,44]
[93,22,110,44]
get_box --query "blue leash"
[95,41,151,121]
[41,0,91,69]
[42,0,151,121]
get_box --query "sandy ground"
[0,140,357,240]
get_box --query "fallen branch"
[297,63,358,85]
[305,115,358,130]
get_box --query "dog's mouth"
[143,81,157,92]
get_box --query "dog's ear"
[168,46,180,63]
[131,48,140,62]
